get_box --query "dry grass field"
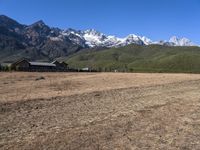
[1,72,200,149]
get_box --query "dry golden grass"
[1,72,200,149]
[1,72,200,103]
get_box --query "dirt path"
[1,73,200,149]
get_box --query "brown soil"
[1,72,200,149]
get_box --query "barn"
[11,58,56,71]
[11,59,30,71]
[52,60,69,71]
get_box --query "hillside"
[66,44,200,73]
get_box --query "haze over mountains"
[0,15,198,62]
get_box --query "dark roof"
[29,62,56,67]
[11,58,29,66]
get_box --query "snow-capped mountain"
[60,29,196,48]
[60,29,153,48]
[83,29,108,47]
[169,36,196,46]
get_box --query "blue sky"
[0,0,200,44]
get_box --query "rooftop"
[29,62,56,67]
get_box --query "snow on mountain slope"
[83,29,108,47]
[169,36,196,46]
[60,29,153,48]
[140,36,152,45]
[60,28,197,48]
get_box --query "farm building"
[52,60,69,71]
[10,58,68,72]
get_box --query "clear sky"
[0,0,200,44]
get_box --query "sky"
[0,0,200,44]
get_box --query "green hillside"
[66,44,200,73]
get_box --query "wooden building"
[11,58,68,72]
[52,60,69,71]
[11,59,31,71]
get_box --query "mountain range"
[62,29,196,48]
[0,15,198,62]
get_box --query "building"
[29,62,56,71]
[52,60,69,71]
[10,58,68,72]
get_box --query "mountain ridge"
[61,28,197,48]
[0,15,197,48]
[0,15,198,62]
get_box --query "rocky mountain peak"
[0,15,25,30]
[29,20,48,28]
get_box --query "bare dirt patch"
[1,72,200,149]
